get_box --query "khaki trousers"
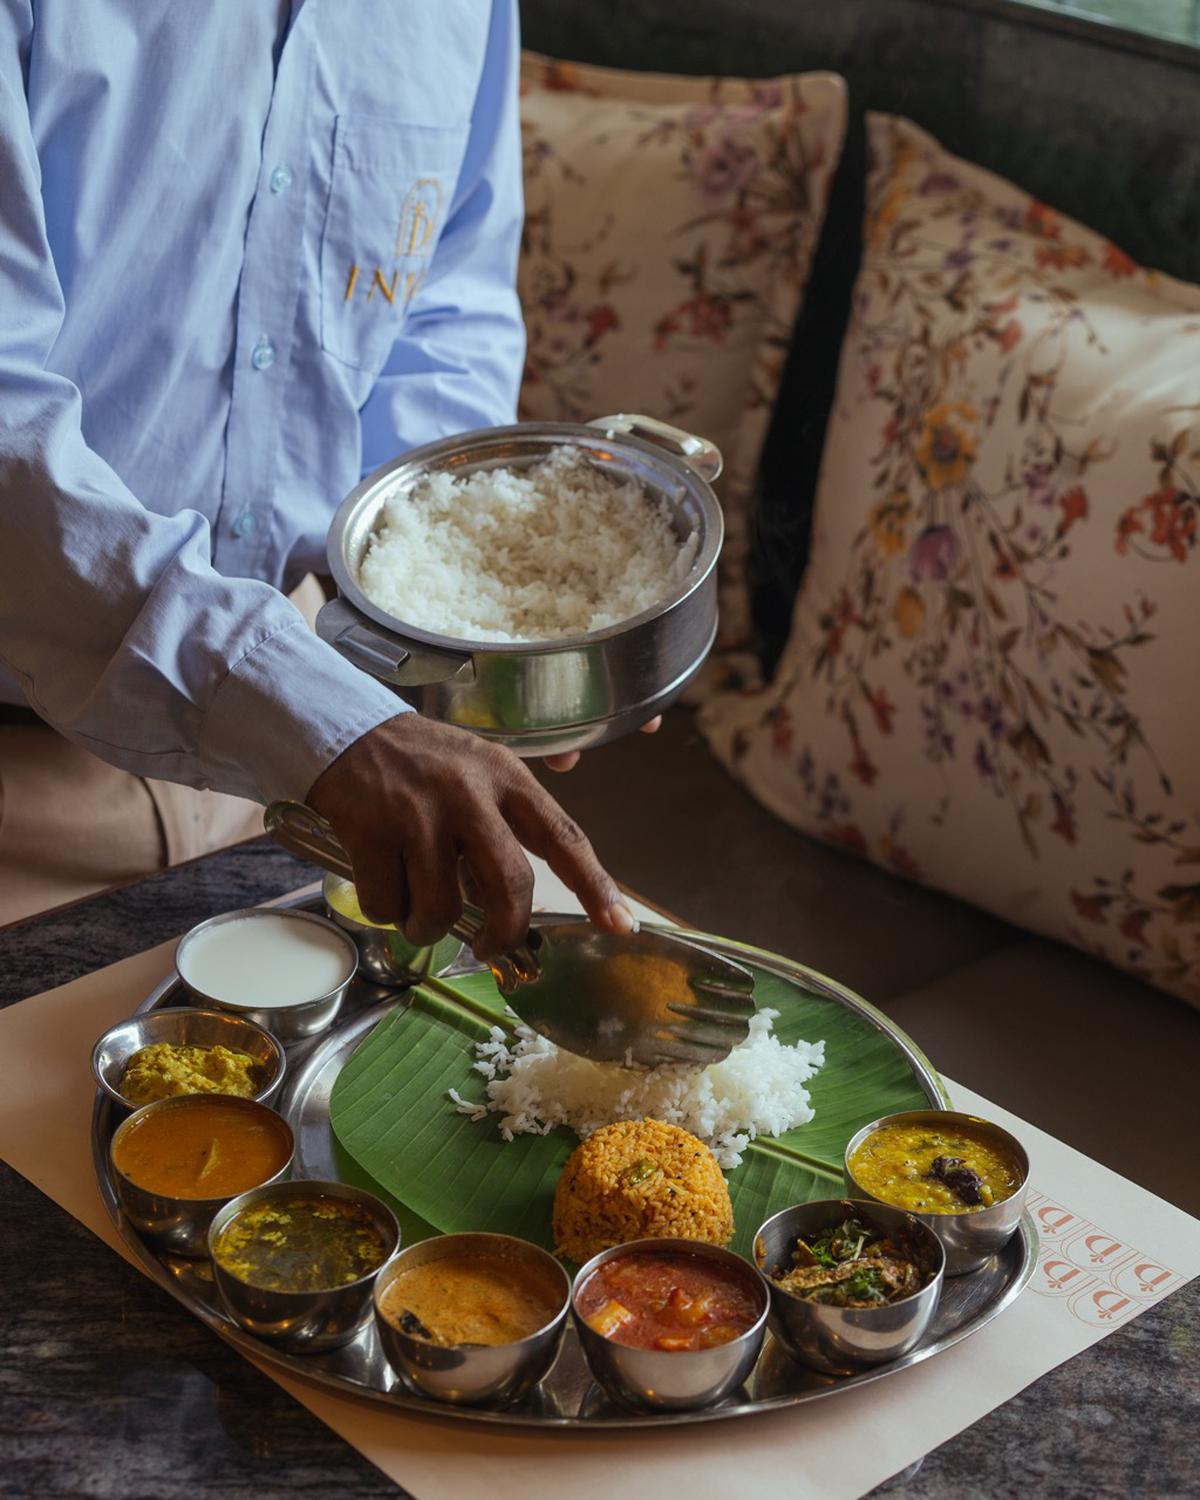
[0,576,325,926]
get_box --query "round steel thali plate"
[91,906,1037,1429]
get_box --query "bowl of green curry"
[208,1179,399,1354]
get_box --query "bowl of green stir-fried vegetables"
[753,1199,944,1374]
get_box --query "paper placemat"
[1,863,1197,1500]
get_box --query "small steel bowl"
[175,908,359,1044]
[374,1232,571,1406]
[572,1238,769,1412]
[109,1095,294,1257]
[322,874,464,987]
[754,1199,944,1376]
[843,1109,1030,1276]
[209,1179,399,1355]
[92,1006,286,1113]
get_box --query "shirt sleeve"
[0,6,405,807]
[357,0,526,472]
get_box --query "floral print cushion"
[518,54,847,647]
[700,113,1200,1006]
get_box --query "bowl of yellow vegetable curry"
[93,1006,285,1112]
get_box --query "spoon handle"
[263,801,541,988]
[264,800,354,880]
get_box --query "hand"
[542,715,662,774]
[307,713,634,959]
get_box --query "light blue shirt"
[0,0,524,803]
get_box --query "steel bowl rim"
[327,419,725,655]
[208,1177,400,1299]
[91,1004,287,1111]
[571,1236,771,1356]
[175,908,359,1016]
[752,1197,946,1313]
[842,1108,1031,1223]
[109,1093,296,1208]
[374,1231,573,1351]
[321,874,466,986]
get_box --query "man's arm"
[0,0,631,952]
[357,0,525,470]
[0,2,403,807]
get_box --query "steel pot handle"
[587,413,723,485]
[316,597,474,688]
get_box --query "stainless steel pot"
[319,414,723,758]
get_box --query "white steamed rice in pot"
[357,449,699,642]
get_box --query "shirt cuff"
[200,618,409,804]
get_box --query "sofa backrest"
[521,0,1199,284]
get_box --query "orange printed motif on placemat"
[1068,1286,1139,1327]
[1059,1228,1136,1274]
[1112,1258,1184,1298]
[1028,1194,1086,1242]
[1032,1258,1097,1300]
[1025,1189,1180,1327]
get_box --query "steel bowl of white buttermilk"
[319,415,724,759]
[175,908,359,1046]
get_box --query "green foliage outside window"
[1025,0,1200,46]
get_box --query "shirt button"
[269,165,293,194]
[251,337,275,371]
[232,512,257,538]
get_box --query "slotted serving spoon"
[264,800,756,1068]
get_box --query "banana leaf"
[329,953,945,1259]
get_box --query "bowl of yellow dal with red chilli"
[843,1109,1029,1276]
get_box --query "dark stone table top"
[1,839,1196,1499]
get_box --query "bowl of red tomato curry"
[572,1237,768,1411]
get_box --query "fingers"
[503,775,634,934]
[306,713,628,959]
[544,718,660,770]
[460,811,536,958]
[458,856,482,908]
[542,750,581,773]
[347,838,411,930]
[402,831,463,946]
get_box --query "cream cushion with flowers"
[701,114,1200,1006]
[517,54,847,647]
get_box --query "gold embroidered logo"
[397,176,444,257]
[344,176,444,312]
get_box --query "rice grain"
[358,449,698,641]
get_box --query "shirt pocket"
[319,114,470,373]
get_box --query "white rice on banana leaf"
[449,1008,824,1170]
